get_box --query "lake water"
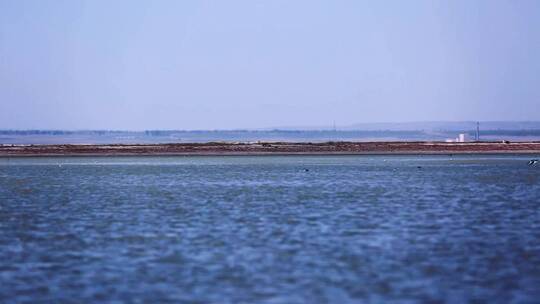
[1,155,539,303]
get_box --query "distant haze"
[1,0,540,130]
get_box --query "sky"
[1,0,539,130]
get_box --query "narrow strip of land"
[1,142,540,156]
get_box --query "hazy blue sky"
[1,0,539,130]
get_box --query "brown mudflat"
[1,141,540,156]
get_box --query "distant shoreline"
[3,127,540,145]
[1,142,540,157]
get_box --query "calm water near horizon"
[1,155,539,303]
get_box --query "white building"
[446,133,468,143]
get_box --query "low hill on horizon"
[268,121,540,131]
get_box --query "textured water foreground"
[1,141,540,156]
[1,155,539,303]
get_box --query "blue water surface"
[1,155,539,303]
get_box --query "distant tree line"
[143,130,426,136]
[2,129,540,137]
[0,130,135,135]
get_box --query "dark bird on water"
[528,159,539,166]
[304,168,309,172]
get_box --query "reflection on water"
[1,155,539,303]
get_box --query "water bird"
[304,168,309,172]
[528,159,539,166]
